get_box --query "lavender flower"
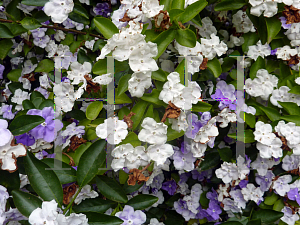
[205,201,222,220]
[255,170,274,192]
[0,64,4,79]
[1,104,15,120]
[185,113,202,139]
[115,205,146,225]
[93,3,111,17]
[287,188,300,205]
[162,180,177,195]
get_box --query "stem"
[0,18,105,39]
[63,186,82,215]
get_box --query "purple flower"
[191,170,205,181]
[185,113,202,139]
[115,205,146,225]
[206,201,222,220]
[15,133,35,146]
[239,180,248,188]
[173,149,196,171]
[211,80,236,110]
[206,188,218,202]
[0,64,4,79]
[93,3,111,17]
[255,170,274,192]
[279,17,292,29]
[35,150,56,160]
[1,105,15,120]
[271,48,277,55]
[287,188,300,205]
[30,28,47,38]
[27,107,62,142]
[34,87,50,99]
[162,180,177,195]
[150,173,164,189]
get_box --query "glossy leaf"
[20,17,41,30]
[175,28,196,48]
[126,194,159,210]
[0,39,13,60]
[192,101,212,112]
[214,0,245,11]
[280,115,300,126]
[96,175,128,203]
[178,0,207,23]
[250,56,265,79]
[7,69,22,82]
[199,152,220,171]
[218,148,232,162]
[21,0,47,6]
[259,106,281,121]
[84,212,124,225]
[167,125,185,141]
[0,24,14,38]
[86,101,103,120]
[73,198,117,213]
[265,17,282,44]
[24,151,63,206]
[118,132,141,147]
[35,59,54,73]
[152,68,167,82]
[252,209,284,224]
[278,101,300,115]
[9,115,45,136]
[123,182,144,194]
[77,139,106,187]
[141,89,167,107]
[207,58,222,78]
[153,28,176,60]
[117,74,131,96]
[12,190,42,217]
[171,0,185,9]
[93,17,119,39]
[130,100,149,130]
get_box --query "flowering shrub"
[1,0,300,224]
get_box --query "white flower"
[125,146,150,170]
[281,206,299,225]
[146,144,174,166]
[73,185,98,205]
[20,174,30,188]
[111,144,135,171]
[275,121,300,146]
[53,81,76,113]
[200,34,228,60]
[250,155,279,176]
[227,35,245,48]
[197,17,217,38]
[141,0,164,18]
[67,62,91,89]
[85,40,95,50]
[194,117,219,144]
[44,0,74,23]
[249,0,278,17]
[128,71,152,97]
[241,183,263,204]
[54,30,65,41]
[96,117,128,145]
[0,119,13,147]
[247,40,271,61]
[174,41,202,56]
[257,137,283,159]
[66,213,89,225]
[149,218,165,225]
[272,175,292,196]
[270,86,292,107]
[0,185,9,225]
[276,46,297,60]
[295,77,300,85]
[169,111,188,132]
[237,155,250,180]
[138,117,168,145]
[22,59,37,75]
[217,183,230,202]
[92,73,113,85]
[190,141,207,158]
[215,162,239,184]
[232,10,256,33]
[253,121,276,145]
[28,200,58,225]
[216,108,237,128]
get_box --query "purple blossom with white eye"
[33,35,50,48]
[279,17,292,29]
[185,113,202,139]
[178,172,191,184]
[93,3,111,17]
[115,205,146,225]
[161,180,177,195]
[211,80,236,110]
[207,188,218,202]
[27,106,63,142]
[0,64,4,79]
[61,122,85,138]
[255,170,274,192]
[273,175,292,196]
[223,198,241,213]
[30,28,47,38]
[174,199,196,221]
[191,170,205,181]
[230,189,246,209]
[199,112,211,124]
[205,201,222,220]
[35,150,56,160]
[15,132,35,146]
[150,173,164,189]
[173,149,196,171]
[1,105,15,120]
[287,188,300,205]
[35,87,50,99]
[238,180,248,188]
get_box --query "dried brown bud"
[67,136,87,152]
[199,58,208,70]
[283,5,300,24]
[123,112,136,129]
[154,10,172,31]
[161,101,181,123]
[127,168,150,186]
[63,183,78,205]
[84,75,100,94]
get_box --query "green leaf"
[114,88,132,104]
[259,106,281,121]
[178,0,207,23]
[93,17,119,39]
[86,101,103,120]
[265,17,282,44]
[12,190,42,217]
[7,69,22,82]
[84,212,124,225]
[246,219,261,225]
[119,170,129,184]
[92,58,107,75]
[175,28,196,48]
[250,56,265,79]
[169,9,184,22]
[21,0,47,6]
[35,59,54,73]
[0,39,13,60]
[77,49,92,64]
[167,125,185,141]
[73,198,117,213]
[171,0,185,9]
[278,101,300,115]
[9,115,45,136]
[218,148,232,162]
[123,182,144,194]
[199,152,220,170]
[264,193,279,205]
[68,11,89,25]
[222,57,236,73]
[39,99,54,110]
[192,101,212,112]
[141,89,167,107]
[96,175,128,203]
[280,115,300,126]
[126,194,158,210]
[227,129,255,143]
[273,199,285,212]
[288,86,300,95]
[22,100,35,110]
[242,32,259,53]
[221,222,243,225]
[117,74,131,96]
[42,158,77,184]
[77,139,106,187]
[72,3,89,19]
[131,100,149,130]
[6,0,22,20]
[0,24,14,38]
[20,17,41,30]
[245,112,256,128]
[252,209,284,224]
[69,142,92,166]
[153,28,176,60]
[24,151,63,206]
[32,97,44,108]
[207,58,222,78]
[152,68,167,82]
[118,132,141,147]
[0,170,20,191]
[214,0,245,11]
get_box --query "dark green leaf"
[96,175,128,203]
[123,182,144,194]
[118,132,141,148]
[86,101,103,120]
[21,0,47,6]
[72,3,89,19]
[6,0,22,20]
[227,129,255,143]
[249,56,265,79]
[221,222,243,225]
[126,194,158,210]
[35,59,54,73]
[0,170,20,191]
[192,101,212,112]
[32,97,44,108]
[77,139,106,187]
[175,28,196,48]
[117,74,131,96]
[153,28,176,59]
[92,58,107,75]
[280,115,300,126]
[242,32,259,53]
[42,158,77,184]
[24,151,63,206]
[288,86,300,95]
[12,190,42,217]
[199,152,220,170]
[0,24,14,38]
[141,89,167,106]
[7,69,22,82]
[93,17,119,39]
[265,17,282,44]
[169,9,184,22]
[246,219,261,225]
[245,112,256,128]
[207,57,222,78]
[73,198,117,213]
[22,100,35,110]
[259,106,281,121]
[20,17,41,30]
[84,212,124,225]
[214,0,245,11]
[9,115,45,136]
[38,99,54,110]
[152,68,167,82]
[252,209,284,224]
[0,39,13,60]
[218,148,232,162]
[278,101,300,115]
[167,125,184,141]
[178,0,207,23]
